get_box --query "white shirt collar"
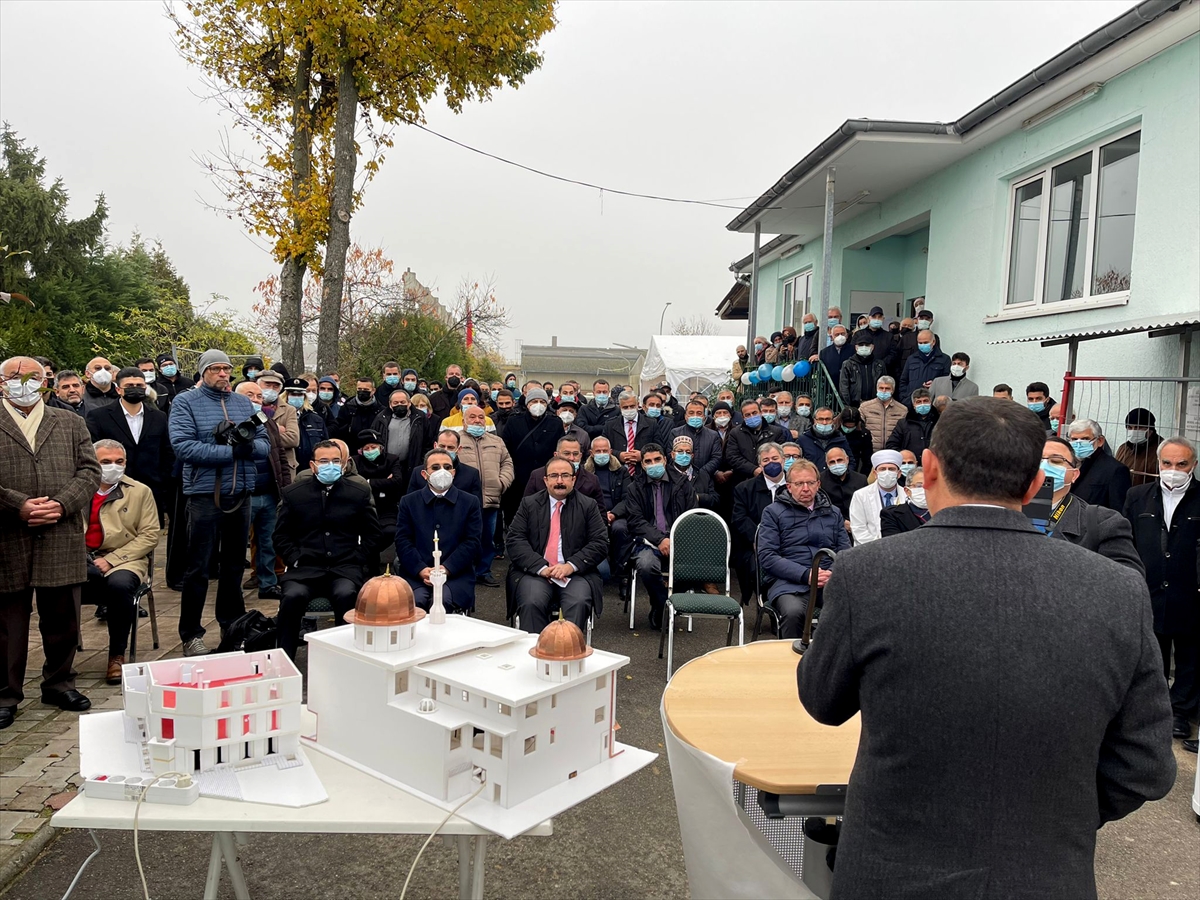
[123,402,144,418]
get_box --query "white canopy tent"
[640,335,735,398]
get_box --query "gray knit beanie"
[524,388,549,404]
[198,349,232,374]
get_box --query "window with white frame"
[782,270,813,327]
[1004,128,1140,308]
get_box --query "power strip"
[84,774,200,805]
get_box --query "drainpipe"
[819,168,836,341]
[748,223,761,351]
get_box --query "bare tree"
[671,314,721,336]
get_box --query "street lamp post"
[659,302,672,334]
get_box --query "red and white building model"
[121,650,303,775]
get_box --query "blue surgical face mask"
[877,391,892,402]
[783,457,796,472]
[404,380,417,392]
[261,389,279,403]
[762,412,776,423]
[1028,401,1045,413]
[466,424,486,438]
[384,375,400,386]
[246,369,261,379]
[490,390,499,402]
[594,393,609,406]
[744,414,762,429]
[828,462,849,477]
[1040,460,1067,491]
[763,461,783,478]
[754,342,764,352]
[363,448,381,461]
[645,463,666,480]
[814,422,833,436]
[869,318,883,330]
[915,403,932,415]
[315,462,343,485]
[506,380,517,390]
[593,452,610,467]
[917,343,933,354]
[1071,438,1096,460]
[826,318,840,329]
[319,390,334,402]
[160,364,177,377]
[900,462,917,477]
[250,402,262,414]
[686,415,703,429]
[803,322,816,333]
[646,406,662,418]
[444,450,457,462]
[673,452,692,469]
[287,395,305,409]
[841,425,856,434]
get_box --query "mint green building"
[720,0,1198,436]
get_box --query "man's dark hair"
[928,397,1044,502]
[593,379,609,389]
[357,376,375,387]
[56,369,81,385]
[116,366,145,385]
[382,360,400,371]
[33,356,55,371]
[313,440,339,453]
[993,383,1012,395]
[952,352,970,365]
[912,388,932,402]
[685,399,706,413]
[135,357,155,368]
[740,398,759,413]
[556,435,581,450]
[424,448,455,468]
[1026,382,1050,397]
[641,442,665,459]
[642,392,663,406]
[436,429,461,447]
[1046,435,1077,465]
[495,388,513,401]
[759,396,777,408]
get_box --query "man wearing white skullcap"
[848,449,907,545]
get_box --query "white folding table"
[51,735,552,900]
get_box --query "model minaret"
[429,528,447,624]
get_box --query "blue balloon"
[748,371,761,385]
[793,360,812,378]
[771,365,784,382]
[757,362,772,380]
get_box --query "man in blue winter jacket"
[168,349,270,655]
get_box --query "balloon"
[793,360,812,378]
[782,365,795,382]
[748,372,761,385]
[739,372,752,386]
[757,363,772,381]
[771,365,784,382]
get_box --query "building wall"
[749,34,1199,421]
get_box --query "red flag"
[465,302,474,349]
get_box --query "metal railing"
[737,362,844,413]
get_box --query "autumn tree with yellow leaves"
[170,0,557,374]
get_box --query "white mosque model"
[303,542,633,818]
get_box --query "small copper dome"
[344,573,426,627]
[530,619,593,661]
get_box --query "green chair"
[657,509,743,680]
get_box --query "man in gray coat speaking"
[798,397,1175,900]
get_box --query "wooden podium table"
[662,640,860,816]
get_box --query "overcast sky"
[0,0,1134,361]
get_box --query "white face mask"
[621,407,638,421]
[528,401,547,418]
[1159,469,1192,491]
[950,365,965,378]
[100,463,125,484]
[1126,429,1149,445]
[777,405,792,417]
[428,468,454,491]
[4,377,43,406]
[876,470,899,490]
[559,411,575,425]
[714,415,731,428]
[833,335,848,347]
[305,391,317,403]
[140,371,155,384]
[907,486,927,508]
[90,369,113,387]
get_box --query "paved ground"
[1,541,1197,899]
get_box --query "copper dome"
[344,573,426,627]
[529,619,593,661]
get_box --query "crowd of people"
[1,318,1196,750]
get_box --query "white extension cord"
[398,774,487,900]
[132,771,190,900]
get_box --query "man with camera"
[168,349,270,656]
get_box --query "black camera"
[212,410,269,446]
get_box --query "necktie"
[544,500,562,565]
[883,492,893,508]
[654,483,669,534]
[626,420,636,474]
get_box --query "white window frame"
[782,270,813,327]
[999,124,1140,315]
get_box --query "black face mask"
[446,376,462,389]
[391,404,409,418]
[357,390,374,403]
[122,388,147,404]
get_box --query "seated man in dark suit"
[395,448,482,612]
[405,428,484,508]
[731,442,788,605]
[625,443,698,630]
[506,456,609,634]
[585,435,632,577]
[86,367,173,522]
[799,397,1175,899]
[274,440,383,658]
[819,446,867,539]
[879,466,931,537]
[523,436,606,513]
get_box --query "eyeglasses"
[207,366,234,374]
[790,480,820,488]
[546,473,575,481]
[1042,455,1074,467]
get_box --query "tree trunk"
[278,40,315,374]
[317,44,358,375]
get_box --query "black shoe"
[258,585,282,600]
[494,551,505,560]
[1183,738,1198,753]
[1172,716,1191,739]
[0,707,13,729]
[648,608,664,631]
[41,689,92,712]
[476,574,500,587]
[138,606,148,618]
[94,605,107,621]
